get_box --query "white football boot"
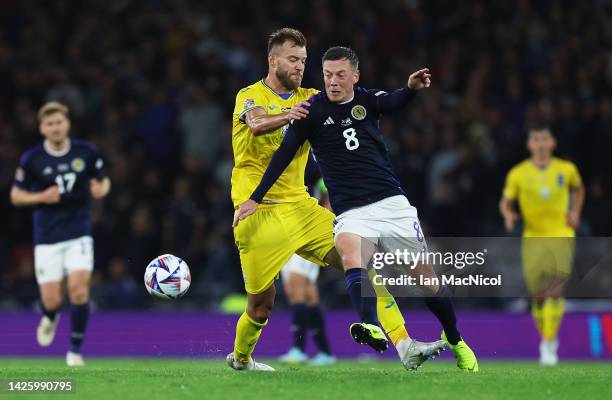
[66,351,85,367]
[226,352,275,371]
[539,339,559,366]
[397,338,447,371]
[37,315,60,347]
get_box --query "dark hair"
[322,46,359,69]
[267,28,307,53]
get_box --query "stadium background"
[1,0,612,359]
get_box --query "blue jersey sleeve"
[368,87,417,115]
[88,146,107,180]
[250,119,310,203]
[13,154,34,190]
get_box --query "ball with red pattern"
[144,254,191,300]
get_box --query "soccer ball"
[144,254,191,300]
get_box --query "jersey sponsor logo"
[15,167,25,182]
[540,187,550,199]
[351,105,367,120]
[323,117,335,125]
[340,118,352,127]
[58,163,69,172]
[71,158,86,172]
[43,166,53,175]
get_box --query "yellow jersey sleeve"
[503,166,521,200]
[234,86,268,124]
[566,161,582,189]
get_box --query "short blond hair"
[38,101,69,122]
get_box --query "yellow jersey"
[231,80,318,207]
[503,157,582,237]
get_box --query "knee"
[305,287,319,307]
[284,287,302,304]
[68,284,89,305]
[341,254,362,269]
[44,294,63,310]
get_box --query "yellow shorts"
[521,237,575,294]
[233,197,335,294]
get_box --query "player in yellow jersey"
[500,126,585,366]
[227,28,439,372]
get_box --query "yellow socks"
[234,311,268,363]
[368,269,409,346]
[531,303,544,336]
[542,298,565,341]
[533,298,565,341]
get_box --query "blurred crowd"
[1,0,611,310]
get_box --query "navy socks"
[70,302,90,353]
[424,285,461,345]
[345,268,379,326]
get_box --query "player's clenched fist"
[407,68,431,90]
[287,101,310,121]
[232,199,259,227]
[39,185,61,204]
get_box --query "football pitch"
[1,359,610,400]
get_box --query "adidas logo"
[323,117,335,125]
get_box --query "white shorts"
[333,195,427,255]
[34,236,94,284]
[281,254,320,284]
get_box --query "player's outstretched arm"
[244,101,310,136]
[375,68,431,115]
[10,185,60,207]
[233,126,307,227]
[90,177,111,199]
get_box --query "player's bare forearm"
[246,112,292,136]
[10,186,60,206]
[244,102,309,136]
[10,187,39,206]
[90,177,111,199]
[570,185,585,215]
[567,184,585,228]
[499,197,519,232]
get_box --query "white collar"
[44,139,71,157]
[339,92,355,104]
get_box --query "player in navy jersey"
[11,102,111,367]
[234,47,479,371]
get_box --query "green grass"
[0,358,610,400]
